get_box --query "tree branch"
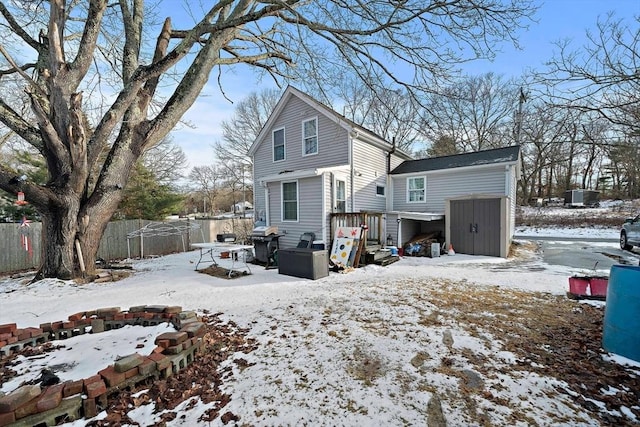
[48,0,66,77]
[68,0,108,88]
[0,2,41,50]
[0,99,43,149]
[0,45,49,100]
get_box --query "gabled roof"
[248,86,412,160]
[390,145,520,175]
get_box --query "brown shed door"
[450,198,501,256]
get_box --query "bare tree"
[541,13,640,134]
[142,136,188,186]
[214,88,281,168]
[425,73,519,152]
[518,101,566,203]
[0,0,536,280]
[579,120,610,190]
[605,136,640,198]
[337,78,422,152]
[188,165,223,215]
[218,161,251,215]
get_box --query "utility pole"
[242,163,246,219]
[515,87,527,145]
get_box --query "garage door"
[450,198,501,256]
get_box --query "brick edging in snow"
[0,305,206,427]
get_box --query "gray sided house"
[249,86,521,258]
[249,86,411,249]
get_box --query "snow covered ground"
[1,225,639,426]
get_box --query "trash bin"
[602,265,640,362]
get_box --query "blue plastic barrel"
[602,265,640,362]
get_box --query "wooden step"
[373,255,400,266]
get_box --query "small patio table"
[191,243,254,277]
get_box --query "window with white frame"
[407,176,425,202]
[336,179,346,212]
[302,118,318,155]
[376,184,386,197]
[273,128,285,161]
[282,181,298,221]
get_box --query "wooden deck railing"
[329,212,383,250]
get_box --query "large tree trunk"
[76,209,114,279]
[38,191,126,280]
[78,188,129,278]
[39,197,81,280]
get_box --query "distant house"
[232,201,253,213]
[249,86,520,257]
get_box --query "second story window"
[376,184,386,197]
[273,128,285,161]
[303,118,318,155]
[407,176,425,202]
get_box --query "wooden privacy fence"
[0,218,253,274]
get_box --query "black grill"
[216,233,236,243]
[251,234,280,267]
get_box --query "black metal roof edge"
[390,145,520,175]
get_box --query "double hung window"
[407,177,425,202]
[303,118,318,155]
[282,181,298,221]
[273,128,285,161]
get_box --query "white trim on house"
[302,116,318,157]
[263,186,270,225]
[388,211,444,221]
[334,175,347,213]
[407,176,426,203]
[349,133,354,212]
[281,180,299,222]
[321,172,327,246]
[504,165,511,201]
[272,127,286,162]
[258,165,349,185]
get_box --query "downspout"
[330,172,335,212]
[349,130,357,212]
[263,183,270,226]
[387,138,397,245]
[386,137,396,212]
[322,172,328,245]
[386,137,396,175]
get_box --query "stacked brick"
[0,306,207,427]
[0,324,47,356]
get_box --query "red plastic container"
[569,277,589,295]
[589,277,608,297]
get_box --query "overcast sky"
[165,1,639,169]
